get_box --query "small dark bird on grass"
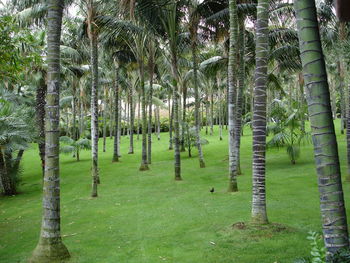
[210,187,214,193]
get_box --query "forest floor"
[1,122,350,263]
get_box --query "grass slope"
[0,122,349,263]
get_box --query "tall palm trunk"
[148,45,155,163]
[295,0,349,254]
[251,0,268,223]
[190,17,205,168]
[347,83,350,181]
[102,87,107,152]
[30,1,70,261]
[168,94,174,150]
[171,54,182,180]
[112,62,120,162]
[36,77,46,176]
[137,93,140,140]
[88,0,99,197]
[227,0,239,192]
[128,87,134,154]
[235,18,245,176]
[156,106,161,140]
[139,60,149,171]
[181,84,187,152]
[210,90,214,135]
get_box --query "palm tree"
[251,0,269,224]
[294,0,349,255]
[87,0,100,197]
[59,136,91,161]
[189,1,205,168]
[30,0,70,261]
[227,0,239,192]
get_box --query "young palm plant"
[59,136,91,162]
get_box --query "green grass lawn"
[1,122,349,263]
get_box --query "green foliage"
[59,136,91,161]
[0,15,41,83]
[267,99,309,164]
[329,249,350,263]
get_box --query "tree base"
[227,182,238,192]
[199,160,206,168]
[175,176,182,181]
[139,164,149,171]
[29,241,70,263]
[128,151,134,154]
[251,214,269,225]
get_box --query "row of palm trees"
[1,0,350,261]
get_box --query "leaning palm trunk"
[88,0,99,197]
[36,78,46,176]
[190,18,205,168]
[295,0,349,255]
[139,60,149,171]
[30,1,70,261]
[112,62,120,162]
[251,0,268,223]
[227,0,239,192]
[234,18,245,176]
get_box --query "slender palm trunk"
[128,87,134,154]
[251,0,268,223]
[103,87,107,152]
[191,21,205,168]
[88,0,99,197]
[235,18,245,176]
[147,47,155,163]
[210,91,214,135]
[227,0,239,192]
[181,84,187,152]
[137,94,140,140]
[171,54,181,180]
[347,83,350,181]
[295,0,350,255]
[30,1,70,261]
[36,78,46,176]
[112,63,120,162]
[168,94,174,150]
[156,106,161,140]
[139,60,149,171]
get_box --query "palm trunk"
[168,94,174,150]
[210,91,214,135]
[128,87,134,154]
[295,0,349,254]
[88,0,99,197]
[36,78,46,176]
[181,84,187,152]
[112,63,120,162]
[251,0,268,223]
[139,60,149,171]
[30,1,70,260]
[171,54,181,180]
[347,83,350,181]
[227,0,239,192]
[191,20,205,168]
[156,106,161,140]
[147,46,155,163]
[235,18,245,176]
[137,93,140,140]
[102,87,107,152]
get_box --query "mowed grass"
[1,121,350,263]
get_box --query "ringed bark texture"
[251,0,269,224]
[30,0,70,261]
[295,0,349,254]
[227,0,238,192]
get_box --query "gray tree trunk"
[30,0,70,261]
